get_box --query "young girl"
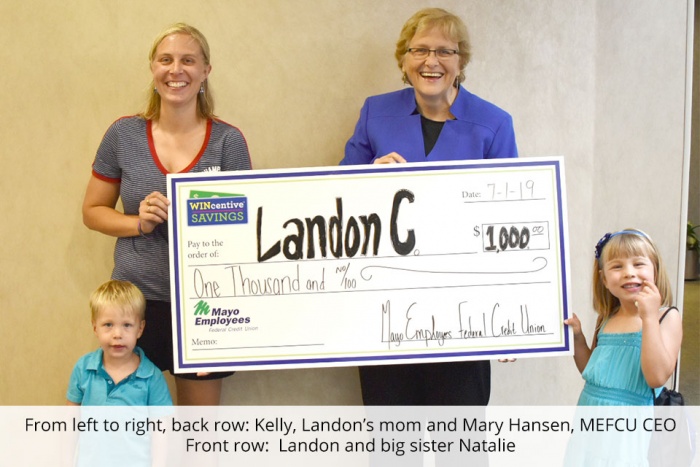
[565,229,683,405]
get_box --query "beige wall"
[0,0,692,405]
[690,0,700,225]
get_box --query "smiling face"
[150,33,211,111]
[402,27,461,108]
[592,231,672,316]
[600,255,656,305]
[93,306,145,361]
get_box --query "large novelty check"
[168,158,571,373]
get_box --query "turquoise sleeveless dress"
[578,322,659,406]
[563,323,659,466]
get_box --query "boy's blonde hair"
[592,229,673,325]
[90,280,146,322]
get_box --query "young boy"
[67,280,172,406]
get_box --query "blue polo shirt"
[67,347,172,406]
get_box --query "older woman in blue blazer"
[342,8,517,166]
[340,8,518,407]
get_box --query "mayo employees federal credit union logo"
[194,300,211,316]
[193,300,251,326]
[186,189,248,226]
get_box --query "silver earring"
[153,87,158,94]
[199,83,205,94]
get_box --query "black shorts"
[138,300,234,381]
[359,360,491,405]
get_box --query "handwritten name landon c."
[256,190,416,262]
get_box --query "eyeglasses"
[406,48,459,59]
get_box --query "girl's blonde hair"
[90,280,146,322]
[592,229,672,325]
[395,8,471,87]
[140,23,215,121]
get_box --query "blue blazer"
[341,86,518,164]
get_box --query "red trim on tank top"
[146,119,212,175]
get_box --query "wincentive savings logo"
[186,189,248,226]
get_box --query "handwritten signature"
[382,300,548,348]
